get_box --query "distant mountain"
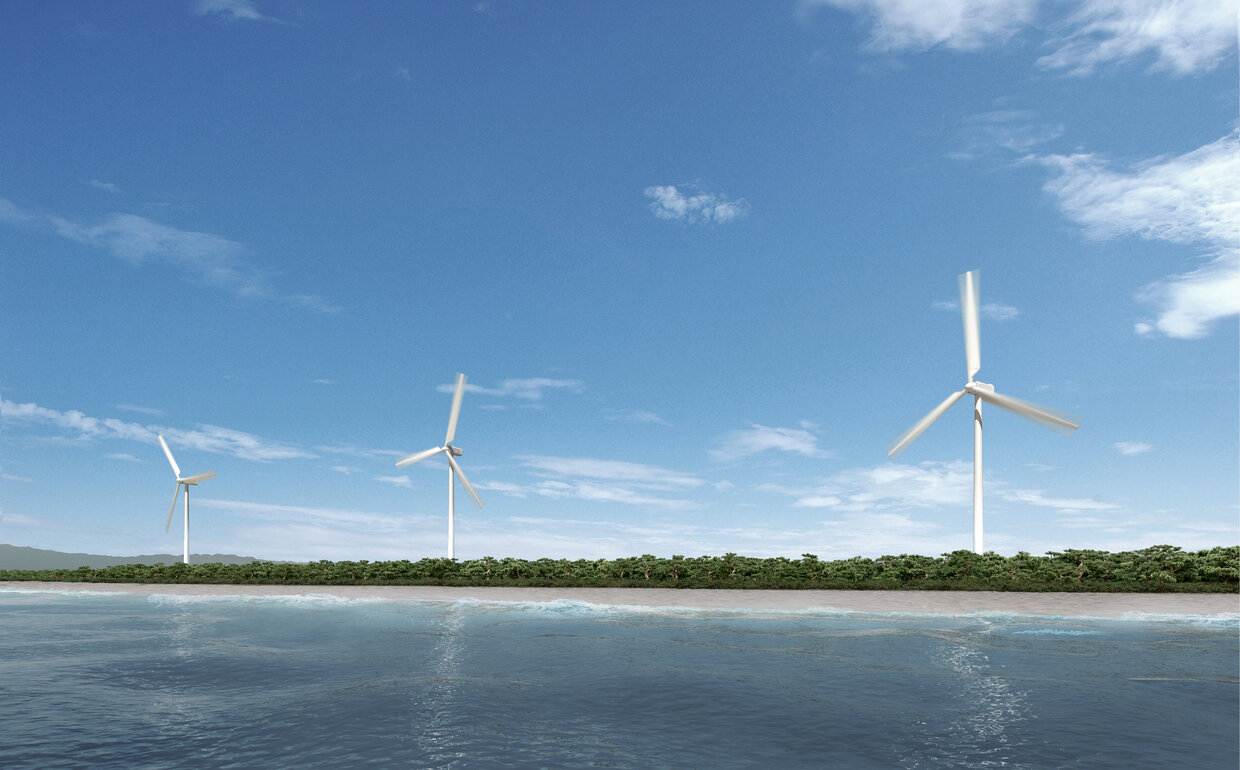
[0,544,263,571]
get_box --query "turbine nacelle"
[964,381,994,396]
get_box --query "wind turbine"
[395,373,484,559]
[887,270,1080,554]
[158,434,216,565]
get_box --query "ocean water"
[1,589,1236,769]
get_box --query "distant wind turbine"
[158,434,216,565]
[887,270,1080,554]
[395,373,484,559]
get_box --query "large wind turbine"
[887,270,1080,554]
[158,434,216,565]
[395,373,484,559]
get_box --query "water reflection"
[411,604,467,766]
[904,623,1031,768]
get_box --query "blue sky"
[1,0,1236,562]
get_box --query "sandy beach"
[4,581,1237,618]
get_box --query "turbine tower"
[395,373,484,559]
[158,434,216,565]
[887,270,1080,553]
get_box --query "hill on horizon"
[0,544,264,571]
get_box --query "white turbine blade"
[166,483,182,532]
[182,471,216,484]
[978,389,1080,435]
[395,446,444,468]
[887,390,967,458]
[158,434,181,478]
[447,455,483,508]
[959,270,981,381]
[444,373,466,445]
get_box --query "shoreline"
[4,581,1237,618]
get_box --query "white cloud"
[761,460,973,511]
[194,0,279,23]
[486,455,706,511]
[88,179,121,194]
[330,465,360,475]
[197,498,422,532]
[1001,488,1118,511]
[710,423,828,462]
[644,185,749,224]
[0,198,338,313]
[603,409,669,425]
[1038,0,1238,75]
[1,470,34,482]
[1039,135,1240,338]
[0,398,314,462]
[800,0,1038,52]
[106,453,142,463]
[439,377,583,401]
[954,110,1066,159]
[518,455,704,488]
[375,475,413,488]
[801,0,1236,75]
[1113,441,1152,455]
[115,404,164,417]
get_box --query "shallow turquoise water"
[2,589,1236,768]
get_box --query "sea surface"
[1,588,1236,769]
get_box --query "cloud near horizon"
[0,398,313,462]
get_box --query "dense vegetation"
[2,545,1236,592]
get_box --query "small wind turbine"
[158,434,216,565]
[887,270,1080,554]
[395,373,484,559]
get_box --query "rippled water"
[1,589,1236,768]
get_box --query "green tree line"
[2,545,1236,592]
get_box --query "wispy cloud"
[438,377,583,401]
[1113,441,1152,456]
[952,110,1065,160]
[799,0,1037,52]
[800,0,1235,75]
[197,498,420,532]
[488,455,706,511]
[115,404,165,417]
[106,453,142,463]
[1,469,34,482]
[1038,0,1238,76]
[518,455,705,488]
[710,423,828,463]
[760,460,972,511]
[1038,134,1240,338]
[932,299,1020,321]
[0,398,313,462]
[0,198,338,313]
[88,179,121,194]
[644,184,749,224]
[1001,488,1118,512]
[603,409,669,425]
[374,475,412,488]
[194,0,283,24]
